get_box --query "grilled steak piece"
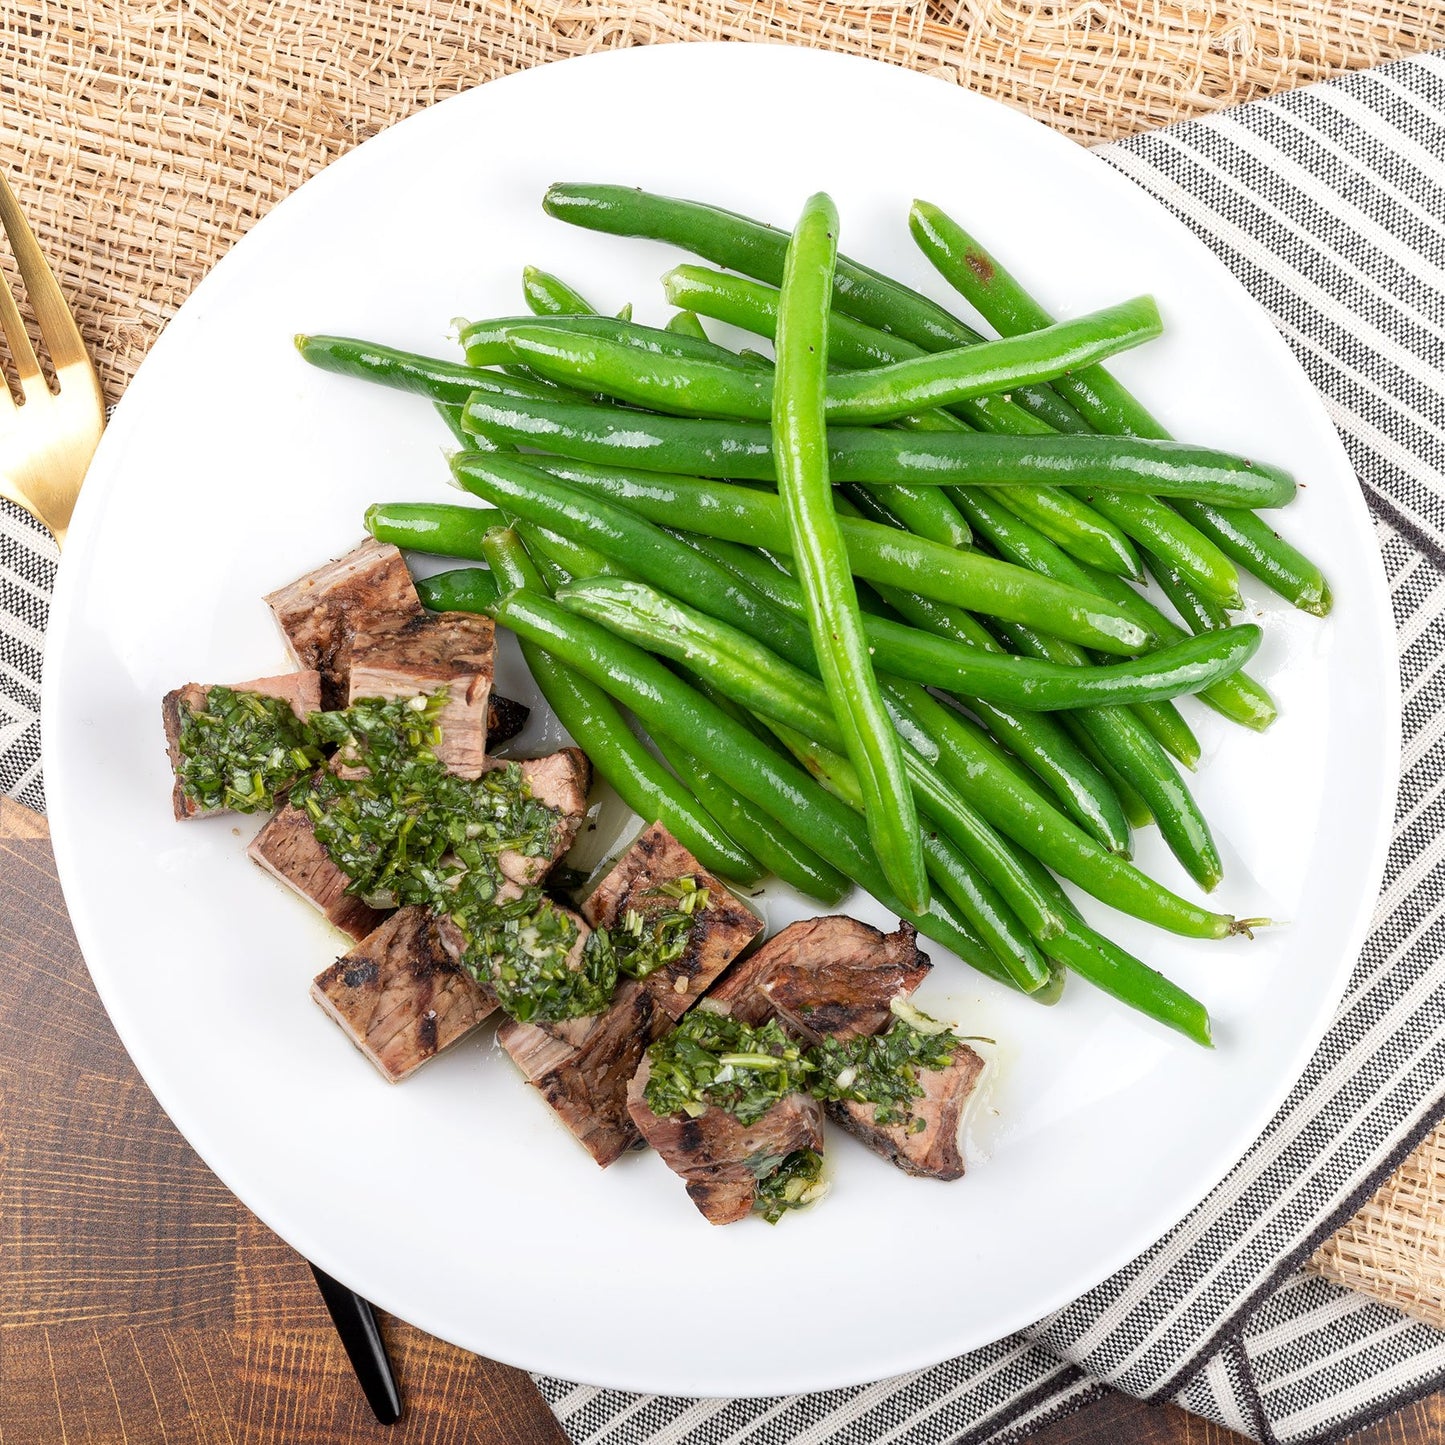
[162,671,322,821]
[312,906,497,1083]
[486,693,530,747]
[265,539,423,707]
[584,822,762,1020]
[494,749,592,887]
[759,918,930,1044]
[704,917,929,1042]
[828,1043,985,1182]
[498,980,663,1167]
[627,1057,825,1225]
[248,802,389,940]
[348,612,497,778]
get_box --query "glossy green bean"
[647,729,851,902]
[1173,500,1332,615]
[772,193,927,912]
[455,450,1151,654]
[500,298,1163,424]
[666,310,710,339]
[1149,553,1232,633]
[521,265,596,316]
[365,501,497,560]
[461,313,757,371]
[413,566,500,614]
[837,482,973,550]
[491,588,1008,975]
[543,182,1091,431]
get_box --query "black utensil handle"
[309,1262,403,1425]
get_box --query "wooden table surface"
[3,795,1438,1445]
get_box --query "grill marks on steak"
[161,671,322,821]
[312,906,498,1083]
[486,693,530,747]
[348,613,497,778]
[828,1044,985,1182]
[584,822,763,1019]
[705,916,930,1043]
[265,540,424,709]
[627,1058,825,1225]
[495,749,592,888]
[498,981,664,1167]
[248,802,389,940]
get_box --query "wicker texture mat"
[6,0,1445,1351]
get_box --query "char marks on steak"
[627,1057,825,1225]
[828,1042,985,1181]
[584,822,762,1020]
[312,906,497,1083]
[705,916,929,1043]
[161,671,322,821]
[498,980,664,1167]
[248,801,389,940]
[494,749,592,888]
[348,612,497,778]
[486,693,530,747]
[265,539,423,708]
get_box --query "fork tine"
[0,170,86,372]
[0,245,45,398]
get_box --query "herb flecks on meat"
[809,1000,963,1133]
[174,685,325,814]
[753,1148,827,1224]
[643,1010,813,1126]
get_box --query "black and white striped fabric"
[6,47,1443,1445]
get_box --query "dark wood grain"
[0,793,1436,1445]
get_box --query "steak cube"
[627,1056,824,1225]
[584,822,762,1020]
[311,906,497,1083]
[161,671,322,821]
[348,612,496,779]
[498,980,663,1167]
[829,1042,985,1182]
[248,802,389,941]
[265,539,422,707]
[494,749,592,888]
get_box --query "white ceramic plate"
[44,44,1398,1397]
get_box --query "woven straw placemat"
[7,0,1445,1340]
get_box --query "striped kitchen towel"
[6,45,1444,1445]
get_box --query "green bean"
[492,588,1011,976]
[666,310,710,339]
[615,302,633,322]
[1078,564,1278,731]
[647,729,851,902]
[772,193,927,912]
[462,391,1293,508]
[365,501,497,560]
[413,566,500,614]
[682,531,1133,854]
[456,450,1151,654]
[543,182,1091,432]
[1129,696,1203,773]
[838,481,973,550]
[1149,553,1231,633]
[296,334,562,405]
[499,298,1163,425]
[1172,501,1332,615]
[909,200,1329,612]
[1062,716,1153,829]
[461,313,758,371]
[990,485,1142,579]
[522,265,596,316]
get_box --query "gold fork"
[0,170,104,551]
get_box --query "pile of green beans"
[294,183,1331,1049]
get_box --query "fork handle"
[309,1262,403,1425]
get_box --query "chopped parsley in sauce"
[174,686,324,815]
[753,1148,827,1224]
[644,1010,813,1125]
[175,686,718,1026]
